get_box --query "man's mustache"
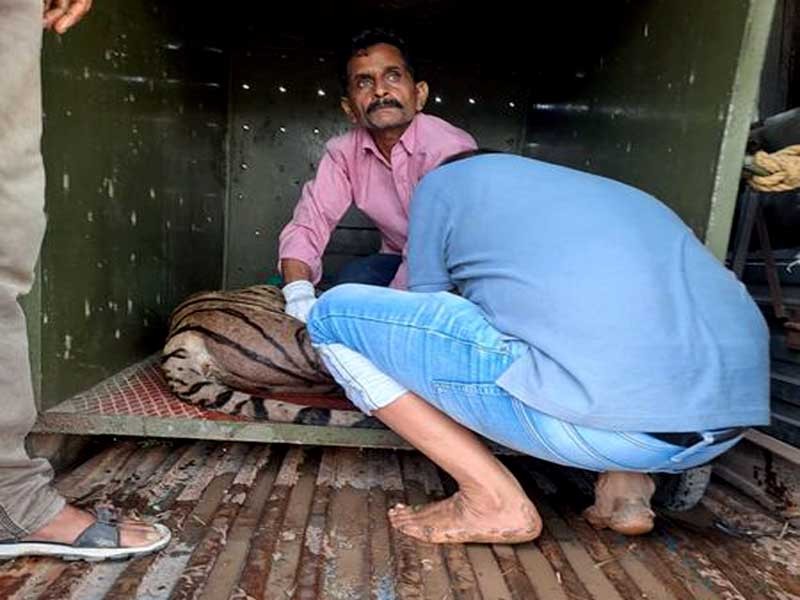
[367,98,403,114]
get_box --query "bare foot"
[387,489,542,544]
[583,472,656,535]
[23,504,165,547]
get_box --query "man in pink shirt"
[278,29,476,321]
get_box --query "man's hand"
[280,258,313,285]
[283,280,317,323]
[43,0,92,34]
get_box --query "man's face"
[341,43,429,132]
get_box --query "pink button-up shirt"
[278,113,477,289]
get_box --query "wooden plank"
[262,448,321,600]
[33,444,176,600]
[235,447,311,600]
[515,543,569,600]
[598,537,681,600]
[4,442,145,600]
[526,515,589,598]
[53,441,139,497]
[318,448,371,599]
[537,508,625,600]
[134,443,249,599]
[700,486,800,597]
[641,529,726,600]
[170,445,272,600]
[465,545,513,600]
[66,445,199,600]
[556,512,647,600]
[715,437,800,515]
[196,446,280,600]
[383,452,425,600]
[413,458,481,600]
[292,448,335,600]
[102,443,231,600]
[400,454,454,600]
[745,428,800,465]
[366,449,399,600]
[610,536,696,600]
[492,544,539,600]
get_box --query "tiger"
[161,285,381,428]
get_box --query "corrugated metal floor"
[1,440,798,599]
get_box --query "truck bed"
[0,439,798,600]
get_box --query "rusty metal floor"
[1,440,799,599]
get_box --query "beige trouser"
[0,0,66,539]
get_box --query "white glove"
[283,280,317,323]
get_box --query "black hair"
[438,148,502,167]
[339,28,416,93]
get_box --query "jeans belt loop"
[669,431,715,464]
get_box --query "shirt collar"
[359,114,421,160]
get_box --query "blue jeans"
[307,284,743,473]
[333,253,402,287]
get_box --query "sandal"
[0,506,171,562]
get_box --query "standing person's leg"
[0,0,169,559]
[0,0,66,540]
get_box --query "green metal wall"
[30,0,774,409]
[521,0,774,255]
[37,2,228,408]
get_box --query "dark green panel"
[522,0,772,246]
[39,2,228,407]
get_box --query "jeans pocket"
[430,380,512,433]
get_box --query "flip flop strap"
[73,518,120,548]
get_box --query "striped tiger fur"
[161,285,380,427]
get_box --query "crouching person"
[305,152,770,543]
